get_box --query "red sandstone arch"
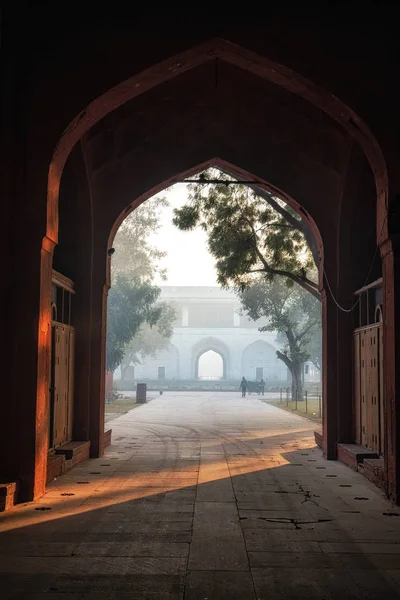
[32,37,391,502]
[47,38,388,246]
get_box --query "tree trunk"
[276,350,304,402]
[105,370,114,400]
[291,362,304,402]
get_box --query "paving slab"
[189,502,248,570]
[73,541,190,557]
[48,573,184,595]
[1,391,400,598]
[248,550,341,568]
[185,570,255,599]
[252,566,400,599]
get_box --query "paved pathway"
[2,392,400,599]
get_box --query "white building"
[118,286,320,384]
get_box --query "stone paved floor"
[2,392,400,599]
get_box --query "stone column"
[322,272,355,457]
[12,232,53,501]
[1,7,50,501]
[71,161,93,442]
[336,219,357,445]
[88,270,109,458]
[182,305,189,326]
[179,341,192,379]
[321,287,338,459]
[380,235,400,502]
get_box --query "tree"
[106,276,165,373]
[306,325,322,373]
[106,195,175,375]
[240,278,321,402]
[120,301,176,378]
[172,168,320,300]
[112,195,169,284]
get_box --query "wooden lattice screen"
[353,278,384,454]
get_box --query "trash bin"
[247,380,258,393]
[136,382,147,404]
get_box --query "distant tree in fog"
[107,196,175,375]
[112,196,169,283]
[106,277,165,373]
[119,301,176,378]
[240,277,321,402]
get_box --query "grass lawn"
[265,396,322,424]
[104,395,154,420]
[105,396,140,415]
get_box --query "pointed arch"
[29,35,391,502]
[47,38,388,246]
[191,337,230,380]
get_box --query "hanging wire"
[323,214,388,313]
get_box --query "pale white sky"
[149,183,219,286]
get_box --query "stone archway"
[25,37,390,504]
[197,350,225,381]
[191,338,230,380]
[47,39,388,245]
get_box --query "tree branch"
[296,319,320,341]
[248,184,320,268]
[240,214,321,301]
[311,359,321,372]
[276,350,293,371]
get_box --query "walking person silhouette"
[240,376,248,398]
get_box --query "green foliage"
[173,168,320,299]
[106,275,163,372]
[241,278,321,361]
[112,195,169,284]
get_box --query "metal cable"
[322,214,388,313]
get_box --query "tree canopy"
[112,195,168,284]
[106,276,167,373]
[240,277,321,401]
[172,168,320,300]
[306,326,322,373]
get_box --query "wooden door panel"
[369,327,380,452]
[360,330,368,447]
[354,324,383,454]
[353,332,361,445]
[53,325,68,447]
[379,326,384,454]
[67,329,75,442]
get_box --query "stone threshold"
[46,429,112,485]
[314,434,385,493]
[47,440,91,484]
[0,482,18,512]
[337,443,384,491]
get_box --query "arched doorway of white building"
[192,337,229,380]
[197,350,224,380]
